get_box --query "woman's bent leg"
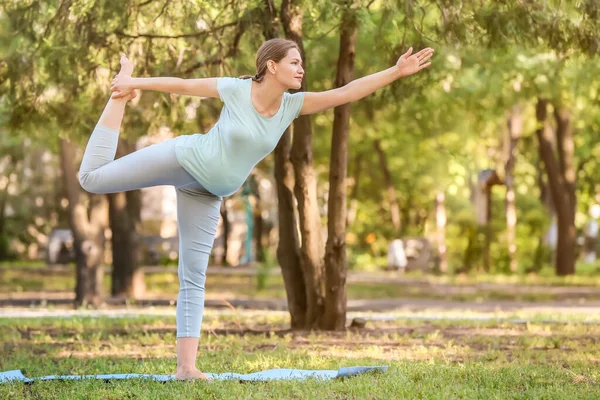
[97,55,134,131]
[78,55,198,194]
[79,55,134,193]
[174,186,222,379]
[79,133,196,194]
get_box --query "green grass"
[1,313,599,399]
[0,261,50,269]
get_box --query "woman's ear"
[267,60,277,74]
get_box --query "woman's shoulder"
[218,76,246,89]
[284,90,305,101]
[217,77,248,102]
[283,91,305,119]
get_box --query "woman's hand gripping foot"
[110,54,137,100]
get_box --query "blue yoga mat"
[0,366,387,383]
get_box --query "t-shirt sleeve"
[285,92,305,119]
[217,77,242,103]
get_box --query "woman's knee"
[179,255,209,286]
[180,267,207,289]
[78,171,107,194]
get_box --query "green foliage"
[1,0,600,273]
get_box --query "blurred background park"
[1,1,600,397]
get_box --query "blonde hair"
[239,39,300,82]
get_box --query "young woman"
[80,39,434,380]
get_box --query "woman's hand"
[396,47,434,77]
[111,74,136,99]
[110,55,137,99]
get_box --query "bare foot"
[175,367,211,381]
[113,54,136,100]
[119,54,134,76]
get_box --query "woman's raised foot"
[119,54,134,76]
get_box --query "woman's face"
[272,48,304,89]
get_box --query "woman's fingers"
[112,90,128,99]
[418,48,434,57]
[419,52,434,63]
[110,78,125,92]
[415,48,434,61]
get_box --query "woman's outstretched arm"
[111,75,220,99]
[299,46,434,116]
[109,55,220,99]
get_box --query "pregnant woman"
[79,38,434,380]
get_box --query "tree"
[59,138,107,306]
[323,2,358,330]
[280,0,327,328]
[535,99,576,276]
[257,0,308,329]
[108,138,144,298]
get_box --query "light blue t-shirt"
[175,77,305,197]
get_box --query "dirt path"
[2,293,600,315]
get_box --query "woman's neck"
[250,78,286,117]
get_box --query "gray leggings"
[79,125,222,338]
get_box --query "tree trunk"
[323,6,357,331]
[554,105,577,275]
[108,138,145,298]
[274,128,307,329]
[0,157,16,260]
[474,169,502,272]
[59,138,107,307]
[219,200,230,265]
[535,99,576,276]
[0,196,7,261]
[554,107,577,223]
[536,126,556,261]
[0,187,6,260]
[254,201,265,263]
[505,105,522,272]
[346,152,362,227]
[260,0,307,328]
[401,194,412,235]
[281,0,326,328]
[373,139,401,233]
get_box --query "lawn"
[1,311,599,399]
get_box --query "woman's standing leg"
[82,54,221,380]
[174,186,222,380]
